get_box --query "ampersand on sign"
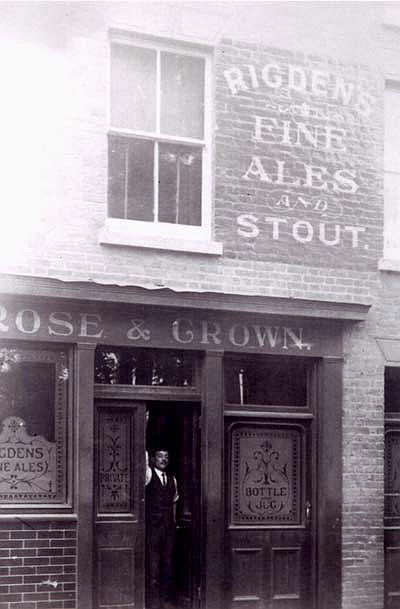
[126,319,151,341]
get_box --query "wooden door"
[94,401,146,609]
[225,420,313,609]
[174,406,201,608]
[385,424,400,609]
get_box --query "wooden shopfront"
[0,285,369,609]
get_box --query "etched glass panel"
[0,346,69,504]
[98,411,132,513]
[385,429,400,518]
[231,425,302,525]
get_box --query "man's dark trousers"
[146,469,176,609]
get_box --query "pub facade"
[0,3,399,609]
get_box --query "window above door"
[224,354,315,409]
[99,33,222,256]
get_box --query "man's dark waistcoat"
[146,468,176,526]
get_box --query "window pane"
[224,356,310,407]
[158,142,202,225]
[385,367,400,414]
[0,345,69,504]
[111,44,156,131]
[108,135,154,221]
[161,52,204,138]
[0,361,55,440]
[95,347,195,387]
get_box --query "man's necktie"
[162,473,166,486]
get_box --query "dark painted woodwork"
[172,406,201,608]
[225,409,313,420]
[225,420,313,609]
[202,351,224,609]
[76,342,96,609]
[317,357,342,609]
[0,274,370,320]
[94,383,201,402]
[0,295,343,358]
[385,423,400,608]
[0,283,346,609]
[385,529,400,609]
[94,401,146,609]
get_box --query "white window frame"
[380,80,400,270]
[100,31,222,256]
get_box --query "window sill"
[98,225,223,256]
[379,258,400,272]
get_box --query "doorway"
[93,400,201,609]
[146,402,201,609]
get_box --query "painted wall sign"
[0,417,57,502]
[222,63,374,116]
[0,298,342,357]
[215,42,381,268]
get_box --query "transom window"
[224,355,312,407]
[95,346,196,387]
[108,38,211,238]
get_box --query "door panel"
[385,426,400,609]
[226,421,313,609]
[94,402,146,609]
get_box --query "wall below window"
[0,520,77,609]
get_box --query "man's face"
[154,451,169,471]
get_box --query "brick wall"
[215,39,382,271]
[0,3,384,307]
[0,4,393,609]
[0,520,77,609]
[342,322,385,609]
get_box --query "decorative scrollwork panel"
[230,424,302,526]
[97,411,132,514]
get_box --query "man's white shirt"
[145,452,179,503]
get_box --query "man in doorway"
[145,447,179,609]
